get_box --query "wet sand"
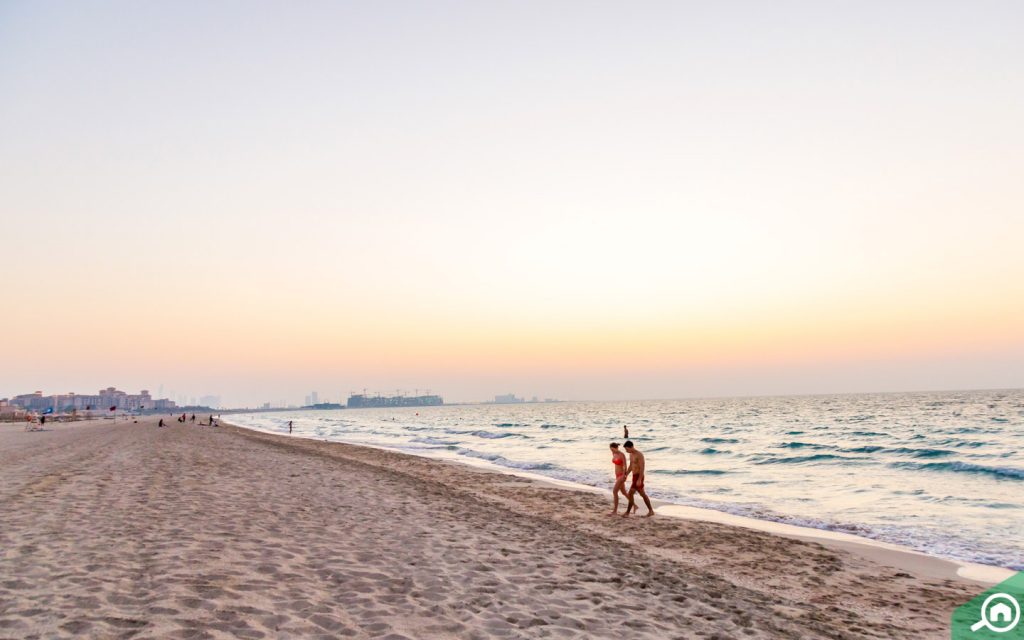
[0,417,981,639]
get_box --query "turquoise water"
[230,389,1024,570]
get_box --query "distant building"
[0,398,26,420]
[347,393,443,409]
[199,395,221,409]
[10,391,45,411]
[10,387,157,412]
[493,394,524,404]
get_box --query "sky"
[1,1,1022,407]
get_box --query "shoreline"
[224,416,1013,586]
[0,417,996,638]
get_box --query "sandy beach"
[0,417,984,639]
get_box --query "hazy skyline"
[2,1,1022,406]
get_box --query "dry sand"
[0,417,983,639]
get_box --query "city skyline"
[2,2,1022,406]
[5,380,1024,412]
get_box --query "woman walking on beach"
[608,443,629,515]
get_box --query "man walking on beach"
[622,441,654,517]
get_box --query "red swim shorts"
[630,474,644,491]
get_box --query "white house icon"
[990,602,1013,623]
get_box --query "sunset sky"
[2,1,1022,406]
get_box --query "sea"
[228,389,1023,570]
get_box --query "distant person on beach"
[191,414,196,423]
[623,424,629,439]
[209,415,215,426]
[608,443,629,515]
[158,418,165,428]
[288,421,293,434]
[622,441,654,517]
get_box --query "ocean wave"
[842,445,884,453]
[939,440,987,448]
[753,454,855,465]
[850,431,888,437]
[890,461,1024,480]
[698,447,729,455]
[701,437,739,444]
[886,447,954,458]
[494,422,529,428]
[410,436,459,446]
[470,430,523,439]
[652,469,729,476]
[947,427,988,434]
[842,444,947,457]
[457,448,561,471]
[776,441,831,450]
[841,414,877,422]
